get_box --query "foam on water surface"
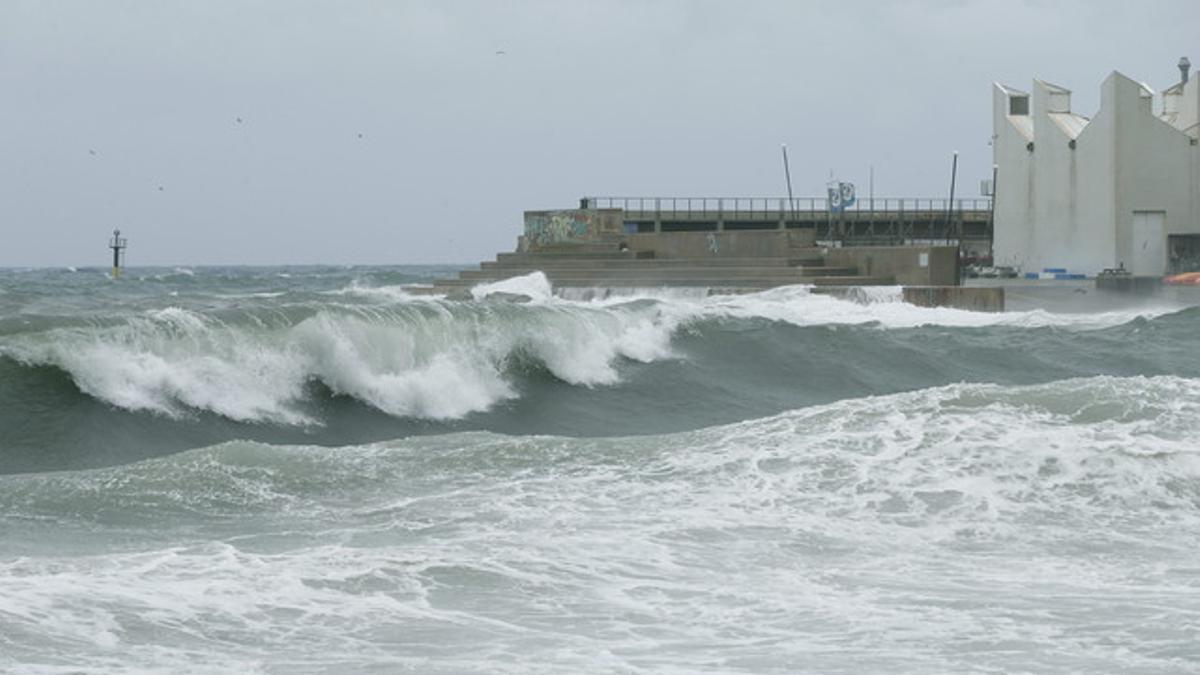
[2,376,1199,673]
[0,272,1193,429]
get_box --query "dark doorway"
[1168,234,1200,273]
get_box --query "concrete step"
[807,276,895,286]
[484,256,802,269]
[459,266,859,281]
[531,241,625,254]
[471,279,803,288]
[458,267,832,281]
[430,277,895,294]
[433,272,892,289]
[788,256,826,265]
[497,251,650,262]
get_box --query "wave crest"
[0,298,680,423]
[0,277,1190,426]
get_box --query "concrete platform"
[430,227,988,306]
[967,277,1200,312]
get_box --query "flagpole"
[946,151,959,244]
[781,144,795,227]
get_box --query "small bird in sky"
[357,133,364,139]
[157,186,164,192]
[88,149,97,156]
[235,116,243,124]
[495,49,507,55]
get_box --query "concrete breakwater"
[427,207,1004,311]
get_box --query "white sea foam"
[476,273,1174,331]
[647,283,1176,331]
[556,285,711,302]
[324,280,425,303]
[7,308,313,424]
[0,294,684,423]
[470,271,555,302]
[3,376,1199,673]
[0,274,1185,425]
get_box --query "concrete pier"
[903,286,1005,312]
[427,211,999,310]
[415,198,1019,310]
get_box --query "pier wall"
[626,230,815,259]
[825,245,958,286]
[902,286,1005,312]
[522,209,623,250]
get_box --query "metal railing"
[585,196,991,217]
[582,195,993,245]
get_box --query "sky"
[2,0,1198,266]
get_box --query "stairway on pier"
[427,235,895,295]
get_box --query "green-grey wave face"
[3,266,1200,474]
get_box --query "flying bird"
[88,149,97,156]
[495,49,507,55]
[235,116,243,124]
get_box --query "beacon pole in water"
[109,228,127,279]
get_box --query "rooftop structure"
[993,60,1200,276]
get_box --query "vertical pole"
[989,163,998,257]
[781,144,795,228]
[869,165,875,242]
[946,151,959,245]
[826,187,833,245]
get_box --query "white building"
[993,60,1200,276]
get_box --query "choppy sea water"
[2,265,1200,673]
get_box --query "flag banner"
[827,182,856,213]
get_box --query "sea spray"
[0,292,682,423]
[3,266,1200,475]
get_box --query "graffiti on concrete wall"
[524,210,599,247]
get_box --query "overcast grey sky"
[2,0,1197,266]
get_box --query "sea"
[2,264,1200,674]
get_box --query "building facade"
[993,64,1200,276]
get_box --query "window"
[1009,95,1029,116]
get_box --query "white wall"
[993,70,1200,276]
[992,84,1034,271]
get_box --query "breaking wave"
[0,275,1192,431]
[0,299,677,424]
